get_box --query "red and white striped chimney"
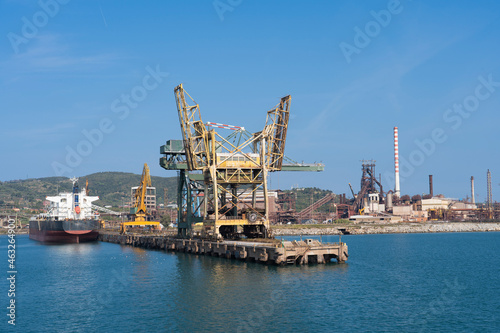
[394,127,400,197]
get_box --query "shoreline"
[271,222,500,236]
[0,229,28,235]
[3,222,500,237]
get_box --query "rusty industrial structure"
[273,191,336,225]
[266,127,499,224]
[270,172,500,224]
[429,175,433,198]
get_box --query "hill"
[0,172,177,209]
[283,187,336,213]
[0,173,336,219]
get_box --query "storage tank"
[387,192,393,209]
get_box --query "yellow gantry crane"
[120,163,161,233]
[171,83,290,239]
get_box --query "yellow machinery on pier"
[120,163,160,233]
[161,84,291,239]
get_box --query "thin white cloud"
[2,33,116,72]
[3,122,76,140]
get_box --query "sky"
[1,0,499,202]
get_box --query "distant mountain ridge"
[0,172,177,208]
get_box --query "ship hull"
[29,220,99,243]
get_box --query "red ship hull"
[29,220,99,244]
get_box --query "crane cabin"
[215,153,260,169]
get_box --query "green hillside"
[0,172,177,209]
[0,173,335,217]
[84,172,177,207]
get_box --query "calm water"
[1,232,499,332]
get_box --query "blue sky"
[1,0,499,202]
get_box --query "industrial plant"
[268,126,499,225]
[155,84,498,237]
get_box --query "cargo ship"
[29,177,101,243]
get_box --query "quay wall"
[97,232,347,265]
[272,222,500,236]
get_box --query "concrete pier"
[98,231,348,265]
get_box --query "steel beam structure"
[161,84,323,239]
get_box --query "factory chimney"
[487,169,492,210]
[471,176,475,205]
[429,175,433,197]
[394,127,400,197]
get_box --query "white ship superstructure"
[45,177,100,220]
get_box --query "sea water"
[1,232,499,332]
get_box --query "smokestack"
[394,127,400,197]
[471,176,475,205]
[429,175,433,197]
[487,169,492,209]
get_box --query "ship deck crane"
[120,163,161,234]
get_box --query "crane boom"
[175,84,209,170]
[348,183,356,198]
[264,95,290,171]
[133,163,152,221]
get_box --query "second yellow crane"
[120,163,161,233]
